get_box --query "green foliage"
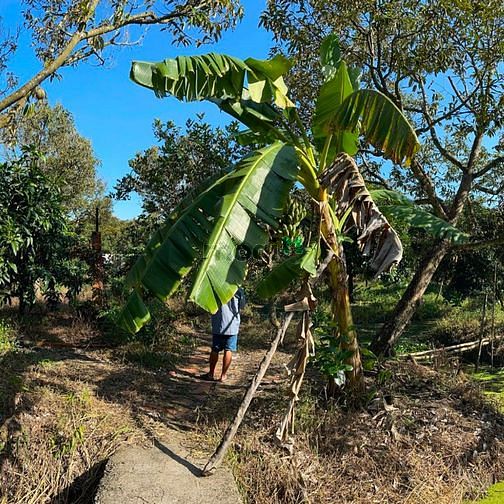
[119,142,298,331]
[311,304,377,381]
[0,318,16,354]
[436,204,504,301]
[256,245,317,299]
[331,90,420,165]
[371,189,468,244]
[0,147,86,311]
[122,38,420,335]
[430,298,504,346]
[4,103,101,215]
[131,53,292,108]
[114,117,249,219]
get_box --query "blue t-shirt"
[211,288,246,335]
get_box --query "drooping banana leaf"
[130,53,292,107]
[131,54,291,142]
[256,246,318,299]
[370,189,468,244]
[118,142,298,333]
[330,89,420,166]
[320,153,403,274]
[211,95,286,143]
[245,56,294,109]
[131,53,249,101]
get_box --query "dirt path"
[92,327,288,504]
[1,310,292,503]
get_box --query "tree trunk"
[319,189,364,392]
[327,253,364,394]
[371,240,449,356]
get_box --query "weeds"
[0,318,16,354]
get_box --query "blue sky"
[2,1,274,219]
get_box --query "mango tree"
[118,35,420,394]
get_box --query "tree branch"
[0,0,100,115]
[474,155,504,178]
[0,1,206,117]
[452,237,504,252]
[416,77,464,170]
[473,182,504,196]
[410,158,449,220]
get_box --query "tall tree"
[261,0,504,355]
[3,102,100,215]
[114,116,248,221]
[116,41,423,397]
[0,147,84,312]
[0,0,243,128]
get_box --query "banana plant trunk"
[319,189,364,394]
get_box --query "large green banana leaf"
[211,95,286,143]
[131,54,291,144]
[118,142,298,333]
[130,53,292,107]
[331,90,420,166]
[312,60,359,164]
[370,189,468,244]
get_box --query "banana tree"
[118,35,420,392]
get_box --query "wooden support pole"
[202,312,295,476]
[476,293,488,372]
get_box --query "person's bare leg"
[220,350,232,381]
[209,350,219,379]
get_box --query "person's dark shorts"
[212,334,238,352]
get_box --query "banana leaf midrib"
[126,170,230,291]
[190,142,284,302]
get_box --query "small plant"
[0,319,16,354]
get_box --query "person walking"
[201,288,246,382]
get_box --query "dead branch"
[401,335,503,361]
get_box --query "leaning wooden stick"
[202,251,334,476]
[202,311,295,476]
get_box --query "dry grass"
[3,303,504,504]
[0,309,181,504]
[0,378,144,503]
[196,362,504,504]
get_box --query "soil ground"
[2,306,504,503]
[0,308,292,503]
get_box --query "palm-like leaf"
[312,60,359,162]
[130,53,292,106]
[131,54,292,145]
[370,189,468,244]
[331,90,420,166]
[118,142,298,332]
[321,153,403,274]
[256,246,317,299]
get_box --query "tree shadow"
[49,459,107,504]
[153,439,202,477]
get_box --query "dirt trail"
[1,310,292,503]
[92,335,242,503]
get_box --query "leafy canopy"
[0,147,85,311]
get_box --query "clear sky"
[1,1,274,219]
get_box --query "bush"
[430,301,504,346]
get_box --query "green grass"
[469,367,504,411]
[466,481,504,503]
